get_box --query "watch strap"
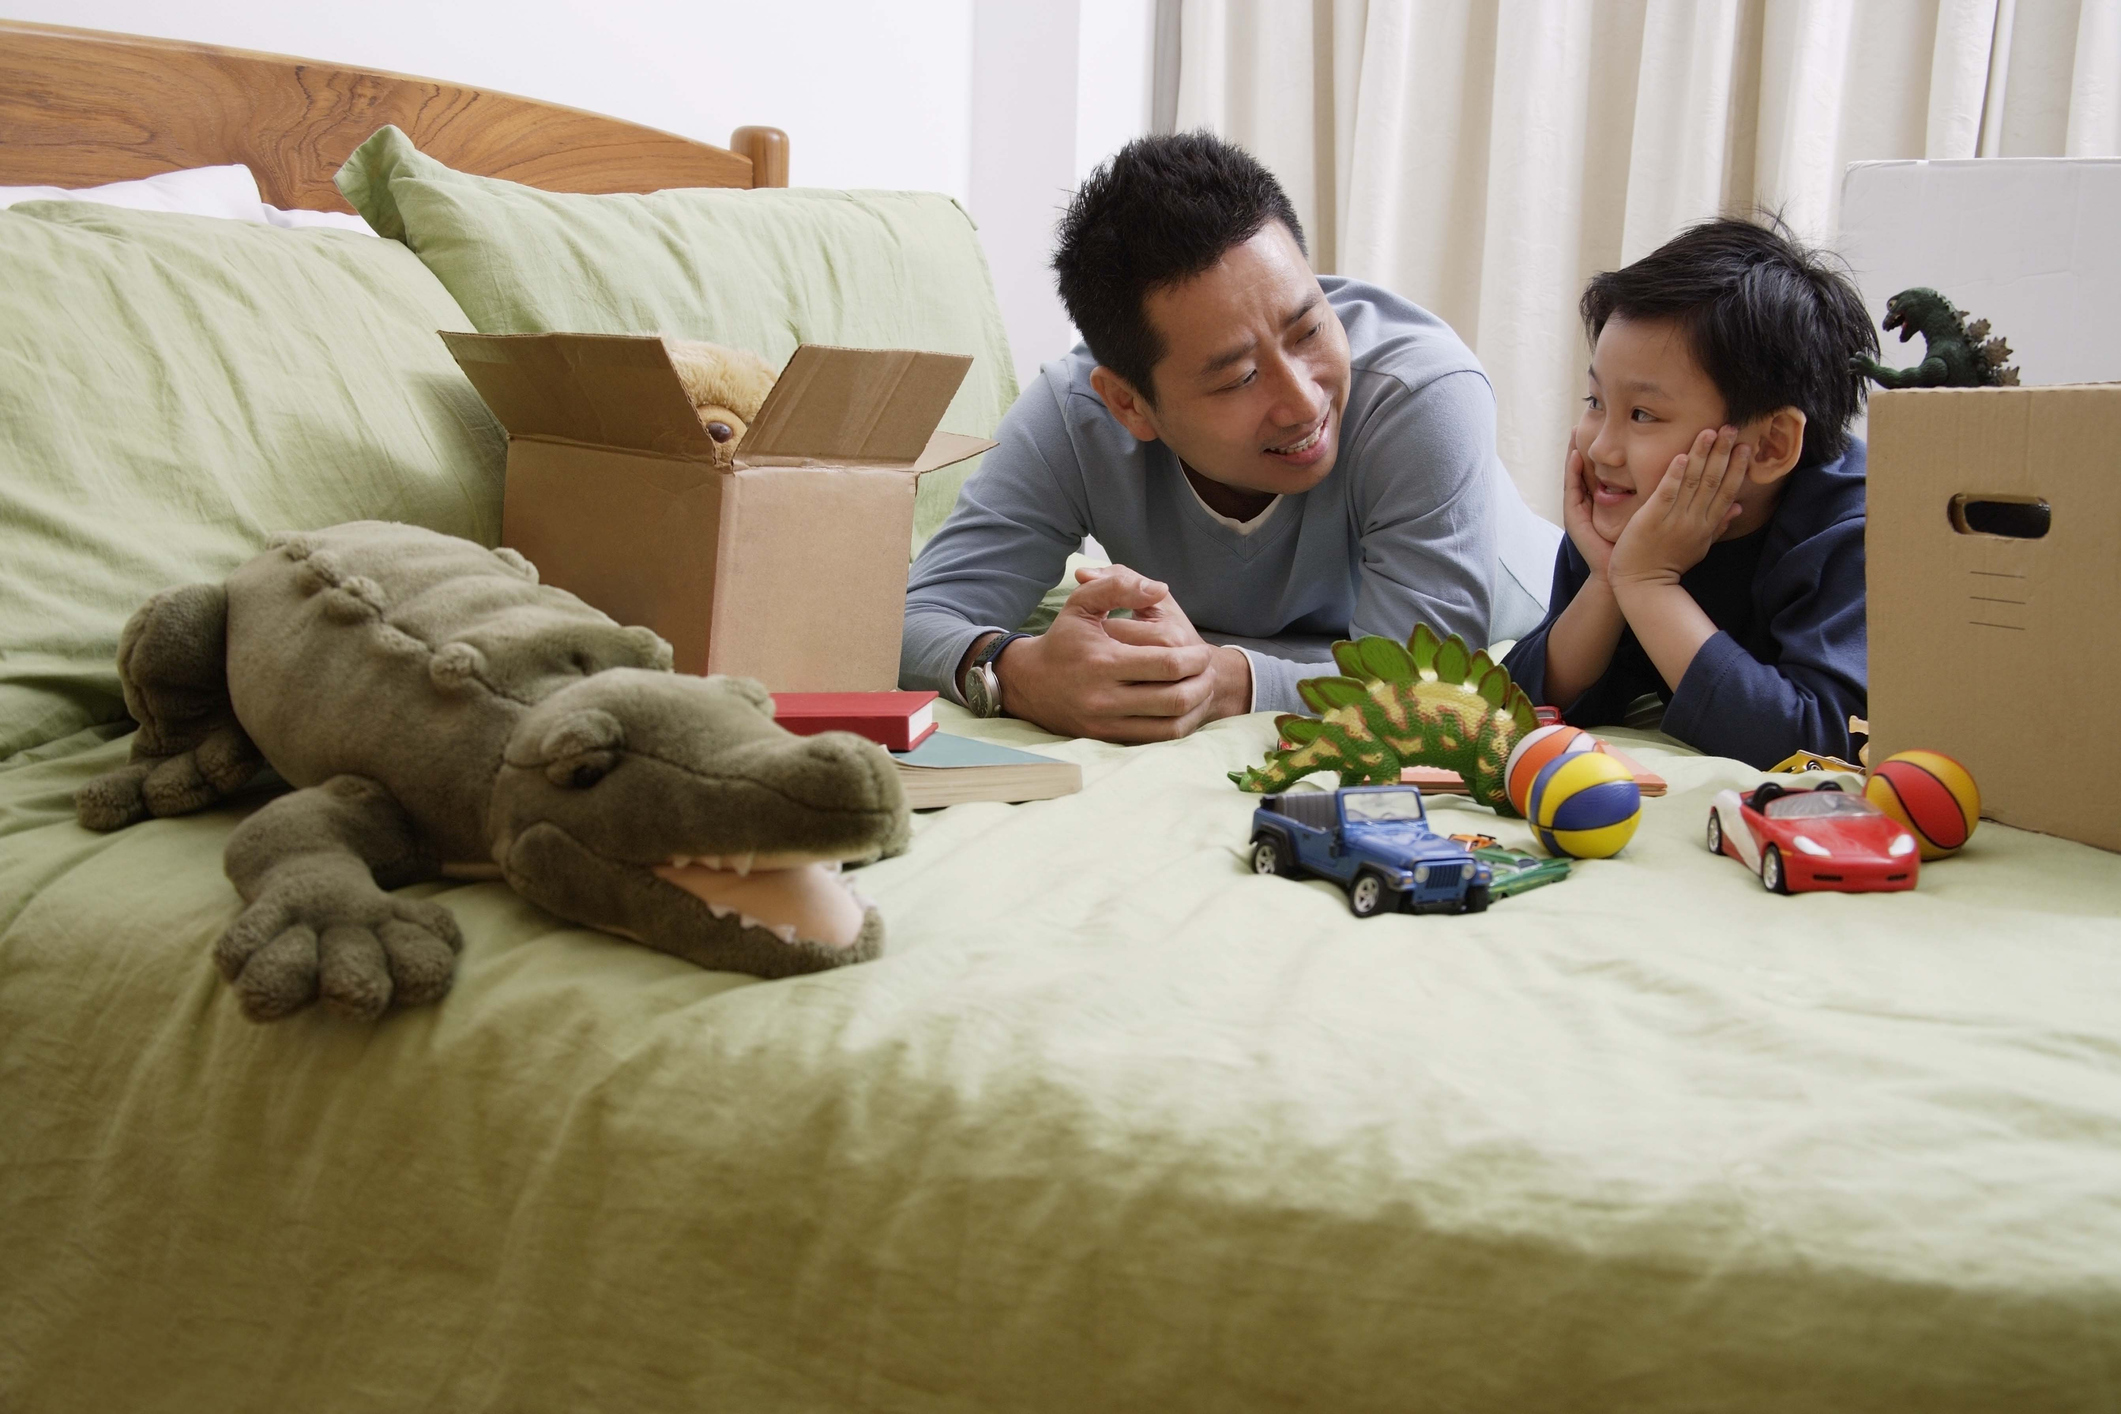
[975,630,1030,672]
[964,631,1029,716]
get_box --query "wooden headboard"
[0,20,788,210]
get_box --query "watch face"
[966,664,998,718]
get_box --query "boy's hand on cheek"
[1560,433,1616,582]
[1609,426,1748,590]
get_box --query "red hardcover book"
[770,691,939,751]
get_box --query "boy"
[1501,218,1877,768]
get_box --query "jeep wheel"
[1461,883,1491,914]
[1251,832,1291,877]
[1348,869,1395,918]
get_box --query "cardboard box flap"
[442,331,722,460]
[738,345,973,466]
[912,430,1000,474]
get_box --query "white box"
[1840,158,2121,388]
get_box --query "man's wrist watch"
[962,631,1029,718]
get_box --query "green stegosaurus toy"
[1230,624,1539,815]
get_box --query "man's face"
[1116,223,1352,496]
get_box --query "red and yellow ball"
[1505,724,1601,817]
[1865,749,1980,859]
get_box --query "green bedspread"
[4,710,2118,1411]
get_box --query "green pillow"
[0,202,505,760]
[336,126,1018,549]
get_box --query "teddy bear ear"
[707,675,775,716]
[541,708,625,787]
[620,626,674,671]
[491,547,539,583]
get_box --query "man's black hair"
[1052,131,1305,404]
[1581,215,1878,468]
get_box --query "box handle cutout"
[1948,495,2050,539]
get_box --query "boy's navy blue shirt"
[1501,441,1867,769]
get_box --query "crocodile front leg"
[217,776,461,1022]
[76,583,264,830]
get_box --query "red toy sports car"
[1706,779,1919,894]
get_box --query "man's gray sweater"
[900,276,1557,714]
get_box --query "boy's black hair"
[1053,131,1305,404]
[1581,215,1878,468]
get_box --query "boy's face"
[1095,223,1353,497]
[1577,315,1785,543]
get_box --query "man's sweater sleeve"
[900,379,1087,702]
[1661,514,1868,768]
[1346,371,1497,650]
[1238,648,1336,717]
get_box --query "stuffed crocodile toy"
[1853,286,2020,389]
[75,520,910,1023]
[1231,624,1539,814]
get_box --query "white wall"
[9,1,1155,386]
[969,3,1081,394]
[970,0,1155,389]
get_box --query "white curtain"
[1175,0,2121,519]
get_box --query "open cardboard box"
[443,332,995,690]
[1867,384,2120,853]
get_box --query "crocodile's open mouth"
[649,851,874,951]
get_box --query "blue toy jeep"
[1250,786,1492,917]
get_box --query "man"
[901,132,1556,741]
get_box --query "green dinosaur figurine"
[1852,287,2021,389]
[1229,624,1540,814]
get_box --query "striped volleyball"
[1865,750,1980,860]
[1526,751,1641,858]
[1505,724,1601,816]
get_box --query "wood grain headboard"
[0,20,788,210]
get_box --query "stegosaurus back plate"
[1229,624,1539,815]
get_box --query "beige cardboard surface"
[452,332,992,691]
[1868,385,2121,851]
[740,345,975,467]
[710,467,917,689]
[502,440,724,672]
[444,332,720,460]
[912,431,1002,475]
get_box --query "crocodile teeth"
[772,924,799,944]
[732,853,755,876]
[695,854,720,870]
[705,901,734,919]
[669,854,692,867]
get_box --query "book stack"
[887,732,1081,809]
[770,691,1081,808]
[771,691,938,751]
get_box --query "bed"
[5,22,2121,1413]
